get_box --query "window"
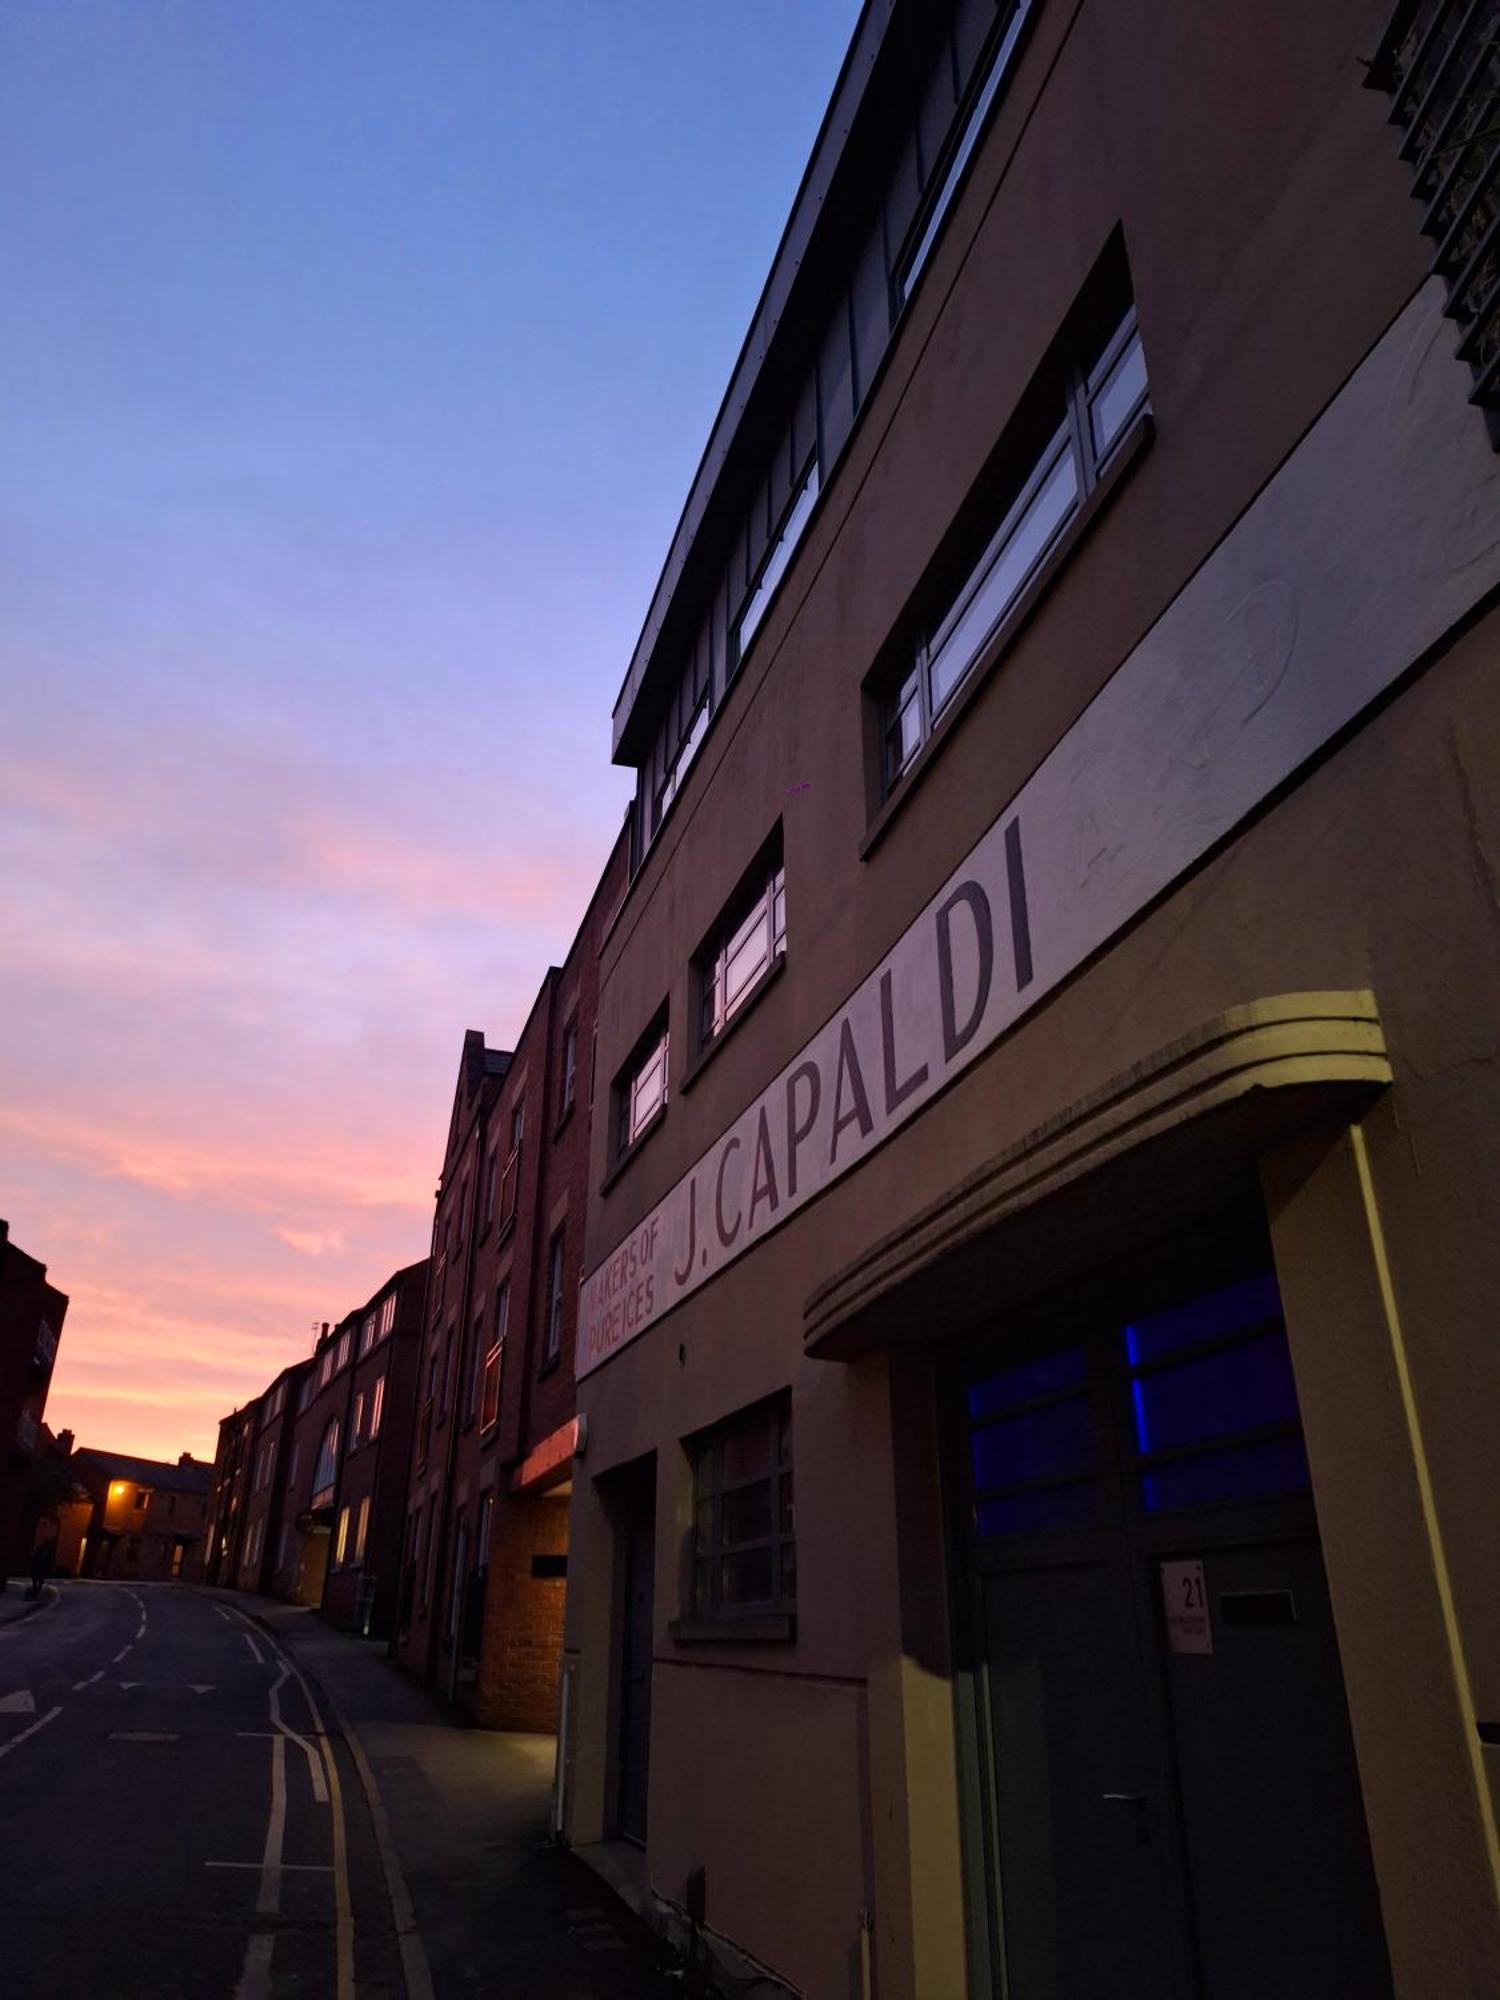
[688,1397,795,1620]
[134,1489,149,1511]
[499,1102,524,1228]
[312,1419,340,1507]
[882,300,1148,791]
[559,1018,579,1119]
[255,1440,274,1494]
[476,1490,494,1573]
[370,1374,385,1439]
[381,1292,397,1339]
[481,1285,508,1432]
[440,1322,457,1418]
[616,1014,669,1158]
[350,1392,365,1450]
[543,1231,566,1365]
[482,1148,498,1229]
[266,1382,285,1421]
[319,1349,333,1390]
[335,1329,351,1373]
[455,1176,468,1249]
[297,1375,314,1414]
[335,1506,350,1568]
[354,1496,370,1564]
[697,844,786,1049]
[359,1314,376,1357]
[734,452,820,664]
[896,0,1036,306]
[466,1311,485,1423]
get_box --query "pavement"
[0,1577,680,1998]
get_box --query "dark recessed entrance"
[949,1213,1391,1999]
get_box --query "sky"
[0,0,862,1463]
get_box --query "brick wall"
[474,1491,569,1731]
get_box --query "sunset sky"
[0,1,861,1463]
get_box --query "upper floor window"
[319,1349,333,1390]
[335,1329,351,1373]
[359,1313,376,1357]
[896,0,1036,306]
[481,1284,508,1433]
[733,451,820,666]
[379,1291,396,1340]
[882,300,1148,792]
[350,1391,365,1449]
[616,1013,669,1159]
[370,1374,386,1439]
[559,1018,579,1120]
[482,1147,498,1230]
[696,846,786,1051]
[312,1419,340,1507]
[543,1231,566,1365]
[499,1101,524,1229]
[266,1382,284,1421]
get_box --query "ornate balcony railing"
[1370,0,1500,415]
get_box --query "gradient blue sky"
[0,0,862,1458]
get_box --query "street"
[0,1583,673,1998]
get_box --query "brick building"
[59,1448,212,1582]
[231,1359,311,1595]
[0,1219,68,1580]
[203,1403,256,1586]
[395,831,626,1729]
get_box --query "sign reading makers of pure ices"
[1160,1560,1214,1656]
[577,282,1500,1381]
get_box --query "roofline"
[610,0,892,759]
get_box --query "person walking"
[26,1519,57,1601]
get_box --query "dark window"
[312,1419,340,1507]
[689,1397,795,1618]
[882,301,1148,791]
[543,1231,566,1364]
[481,1285,508,1433]
[560,1018,579,1118]
[499,1102,524,1227]
[967,1346,1098,1538]
[482,1149,498,1229]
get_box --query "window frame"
[559,1016,579,1122]
[880,301,1149,796]
[481,1284,508,1434]
[695,847,787,1056]
[679,1395,796,1637]
[312,1418,341,1509]
[542,1230,566,1367]
[613,1011,670,1164]
[370,1373,385,1440]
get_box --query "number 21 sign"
[1160,1559,1214,1655]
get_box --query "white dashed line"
[71,1671,104,1692]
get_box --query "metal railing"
[1370,0,1500,413]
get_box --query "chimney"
[56,1429,74,1456]
[0,1218,8,1248]
[178,1452,192,1467]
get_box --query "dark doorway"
[951,1215,1391,1998]
[615,1457,656,1847]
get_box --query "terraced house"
[562,3,1500,1996]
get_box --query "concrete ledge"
[805,991,1390,1358]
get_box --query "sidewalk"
[0,1579,56,1631]
[201,1589,680,2000]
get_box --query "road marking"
[206,1860,333,1873]
[241,1631,264,1665]
[220,1607,357,2000]
[118,1681,216,1693]
[111,1645,132,1664]
[0,1691,36,1714]
[212,1605,234,1624]
[71,1671,104,1691]
[311,1671,434,2000]
[108,1731,178,1743]
[0,1704,62,1760]
[134,1623,146,1640]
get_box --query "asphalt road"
[0,1580,407,1998]
[0,1582,679,2000]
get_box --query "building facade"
[232,1360,311,1596]
[563,4,1500,1997]
[396,832,626,1729]
[59,1449,212,1582]
[0,1219,68,1580]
